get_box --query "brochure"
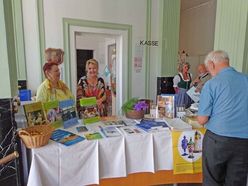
[23,102,46,127]
[167,118,192,131]
[136,118,169,133]
[100,126,121,137]
[102,120,127,127]
[85,131,104,140]
[76,126,88,132]
[59,99,78,128]
[78,97,100,124]
[50,129,85,146]
[157,94,176,119]
[43,100,62,129]
[118,126,143,135]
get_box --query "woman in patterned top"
[77,59,107,116]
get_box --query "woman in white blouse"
[173,62,192,108]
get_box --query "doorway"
[76,48,115,116]
[67,24,129,115]
[73,31,122,116]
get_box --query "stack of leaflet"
[182,116,203,129]
[118,126,144,135]
[102,120,127,127]
[166,118,192,131]
[99,126,121,138]
[136,118,169,133]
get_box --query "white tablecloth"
[27,125,173,186]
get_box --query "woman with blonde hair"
[173,62,192,108]
[77,59,107,116]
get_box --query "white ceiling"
[181,0,211,11]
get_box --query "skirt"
[175,88,192,109]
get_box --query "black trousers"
[202,130,248,186]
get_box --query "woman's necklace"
[87,77,97,88]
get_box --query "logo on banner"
[178,130,203,162]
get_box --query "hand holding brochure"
[186,86,200,103]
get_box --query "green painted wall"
[145,0,151,97]
[0,0,18,98]
[214,0,248,72]
[0,0,11,98]
[242,8,248,74]
[159,0,180,76]
[37,0,46,79]
[12,0,27,80]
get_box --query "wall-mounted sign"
[134,45,144,73]
[134,57,142,73]
[139,40,158,46]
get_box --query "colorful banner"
[172,128,206,174]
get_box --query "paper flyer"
[186,86,200,103]
[172,128,206,174]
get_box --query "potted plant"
[121,98,148,119]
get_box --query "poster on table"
[172,128,206,174]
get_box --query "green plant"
[121,98,148,113]
[121,98,139,113]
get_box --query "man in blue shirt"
[198,50,248,186]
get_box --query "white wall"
[22,0,149,98]
[179,0,216,78]
[22,0,42,95]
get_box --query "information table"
[27,120,202,186]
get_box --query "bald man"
[191,63,211,92]
[197,50,248,186]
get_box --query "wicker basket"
[125,110,144,119]
[18,124,54,149]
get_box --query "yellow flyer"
[172,128,206,174]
